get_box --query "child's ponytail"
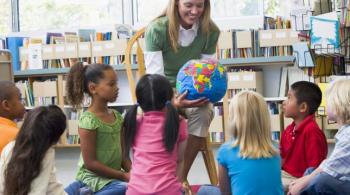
[164,101,179,152]
[66,62,87,108]
[123,104,138,158]
[66,63,114,108]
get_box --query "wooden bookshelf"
[14,64,138,77]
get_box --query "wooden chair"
[124,28,218,185]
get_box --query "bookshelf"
[220,57,295,143]
[219,56,295,67]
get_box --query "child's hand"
[287,176,309,195]
[123,172,130,182]
[182,181,194,195]
[174,91,209,108]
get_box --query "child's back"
[124,74,188,195]
[217,143,282,195]
[127,112,187,194]
[216,91,283,195]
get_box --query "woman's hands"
[173,91,209,108]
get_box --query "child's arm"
[176,140,187,181]
[218,164,231,195]
[288,167,322,195]
[121,127,132,172]
[79,128,129,181]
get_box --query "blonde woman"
[208,91,283,194]
[144,0,220,186]
[288,79,350,195]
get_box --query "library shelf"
[210,142,224,147]
[219,56,295,67]
[14,64,138,77]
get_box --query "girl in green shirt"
[65,63,130,195]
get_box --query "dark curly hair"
[66,62,113,108]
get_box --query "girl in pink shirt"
[123,74,188,195]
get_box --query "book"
[6,37,26,71]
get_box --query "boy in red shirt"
[0,81,25,153]
[280,81,327,189]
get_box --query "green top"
[145,16,220,87]
[75,110,123,192]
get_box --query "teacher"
[144,0,220,186]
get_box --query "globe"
[176,59,227,103]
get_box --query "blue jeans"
[65,180,127,195]
[301,172,350,195]
[196,185,221,195]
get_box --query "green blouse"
[75,110,123,192]
[145,16,220,87]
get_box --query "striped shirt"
[320,125,350,181]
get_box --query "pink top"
[126,111,188,195]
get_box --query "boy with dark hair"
[0,81,25,152]
[280,81,327,187]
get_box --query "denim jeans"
[196,185,221,195]
[301,172,350,195]
[65,180,127,195]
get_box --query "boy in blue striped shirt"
[288,79,350,195]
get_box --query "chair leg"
[201,136,218,185]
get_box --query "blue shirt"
[320,124,350,181]
[217,142,283,195]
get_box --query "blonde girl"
[213,91,283,195]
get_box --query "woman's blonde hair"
[158,0,218,52]
[229,91,278,159]
[326,79,350,125]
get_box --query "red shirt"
[280,115,327,177]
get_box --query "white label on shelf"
[243,74,254,81]
[80,44,89,50]
[261,33,272,39]
[93,45,102,51]
[276,32,286,38]
[290,31,299,38]
[56,46,64,53]
[20,48,28,54]
[105,43,115,49]
[43,47,53,53]
[229,75,240,81]
[66,45,75,52]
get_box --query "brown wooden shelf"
[210,142,224,147]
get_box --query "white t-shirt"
[0,141,67,195]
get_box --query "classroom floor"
[55,147,218,187]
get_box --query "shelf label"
[243,74,254,81]
[229,75,240,81]
[261,33,272,39]
[43,47,53,53]
[55,46,64,53]
[276,32,286,38]
[66,45,76,52]
[93,45,102,51]
[105,43,115,49]
[79,44,89,51]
